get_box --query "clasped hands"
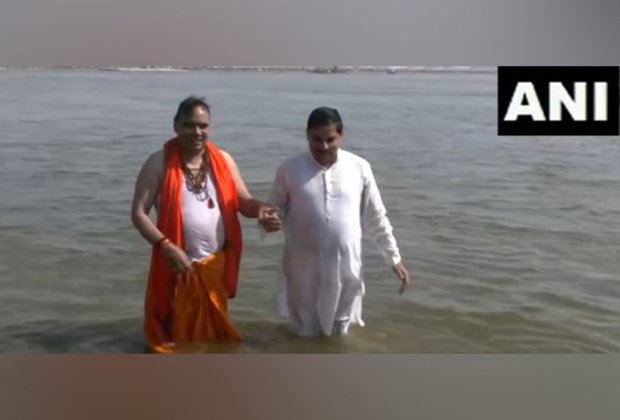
[258,205,282,233]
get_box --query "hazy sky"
[0,0,619,65]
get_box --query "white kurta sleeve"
[361,162,402,267]
[268,165,289,221]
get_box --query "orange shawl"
[144,138,242,347]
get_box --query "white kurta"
[268,149,401,337]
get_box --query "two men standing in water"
[131,96,409,352]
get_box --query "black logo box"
[498,66,619,136]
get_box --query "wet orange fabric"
[171,252,241,342]
[144,138,243,352]
[150,252,242,354]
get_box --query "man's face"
[174,106,211,152]
[307,123,342,167]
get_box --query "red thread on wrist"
[155,237,171,250]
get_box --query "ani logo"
[498,67,619,136]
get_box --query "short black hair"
[307,107,343,134]
[174,96,211,123]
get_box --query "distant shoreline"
[0,66,497,74]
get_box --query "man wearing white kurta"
[269,107,410,337]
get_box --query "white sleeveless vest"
[181,174,225,261]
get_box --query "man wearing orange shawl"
[131,96,281,353]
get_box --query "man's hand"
[162,242,194,283]
[393,261,410,294]
[258,205,282,233]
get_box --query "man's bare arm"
[221,150,268,217]
[131,150,166,245]
[221,150,282,232]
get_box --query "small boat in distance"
[308,66,349,74]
